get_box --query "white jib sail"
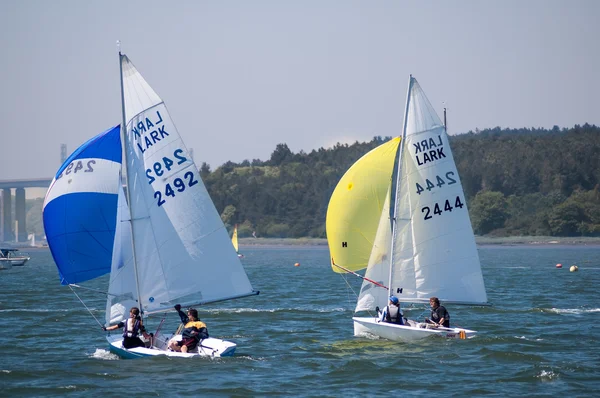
[117,54,254,314]
[355,184,393,312]
[391,78,487,305]
[106,187,136,324]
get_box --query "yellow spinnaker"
[231,225,239,253]
[326,137,400,273]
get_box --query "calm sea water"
[1,245,599,397]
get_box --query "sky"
[1,0,598,190]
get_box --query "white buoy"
[569,265,578,272]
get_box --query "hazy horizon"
[1,0,598,184]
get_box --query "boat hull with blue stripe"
[107,334,236,358]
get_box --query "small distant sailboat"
[43,50,259,358]
[326,76,488,342]
[231,225,244,258]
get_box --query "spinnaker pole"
[331,258,388,290]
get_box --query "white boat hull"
[353,317,477,342]
[107,333,236,359]
[0,256,30,267]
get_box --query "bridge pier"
[0,187,32,243]
[0,178,52,244]
[15,188,26,242]
[2,188,12,242]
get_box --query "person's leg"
[134,338,146,348]
[181,344,188,353]
[168,339,182,351]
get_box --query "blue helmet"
[389,296,399,304]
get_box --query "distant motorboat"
[0,248,30,268]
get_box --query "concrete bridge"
[0,178,52,242]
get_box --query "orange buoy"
[294,262,300,267]
[556,263,563,269]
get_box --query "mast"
[444,107,447,131]
[387,75,414,295]
[118,47,144,317]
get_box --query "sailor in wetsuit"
[103,306,149,349]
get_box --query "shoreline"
[5,236,600,251]
[237,236,600,247]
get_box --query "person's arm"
[174,304,189,324]
[438,307,449,326]
[103,322,124,331]
[434,308,445,326]
[379,307,388,322]
[139,320,151,338]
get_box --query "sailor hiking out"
[168,304,209,353]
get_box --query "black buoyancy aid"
[385,305,403,325]
[123,318,141,338]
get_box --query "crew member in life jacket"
[377,296,404,325]
[168,304,209,353]
[425,296,450,327]
[103,306,150,349]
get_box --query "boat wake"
[536,369,558,381]
[90,348,119,360]
[203,307,347,314]
[546,307,600,315]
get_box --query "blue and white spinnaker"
[43,125,122,285]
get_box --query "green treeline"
[204,123,600,238]
[24,123,600,239]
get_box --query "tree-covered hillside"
[24,124,600,239]
[203,124,600,238]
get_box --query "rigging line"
[339,271,379,319]
[331,259,389,290]
[341,273,359,304]
[68,283,119,296]
[198,340,217,358]
[68,285,104,328]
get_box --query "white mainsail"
[107,54,255,319]
[390,77,487,305]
